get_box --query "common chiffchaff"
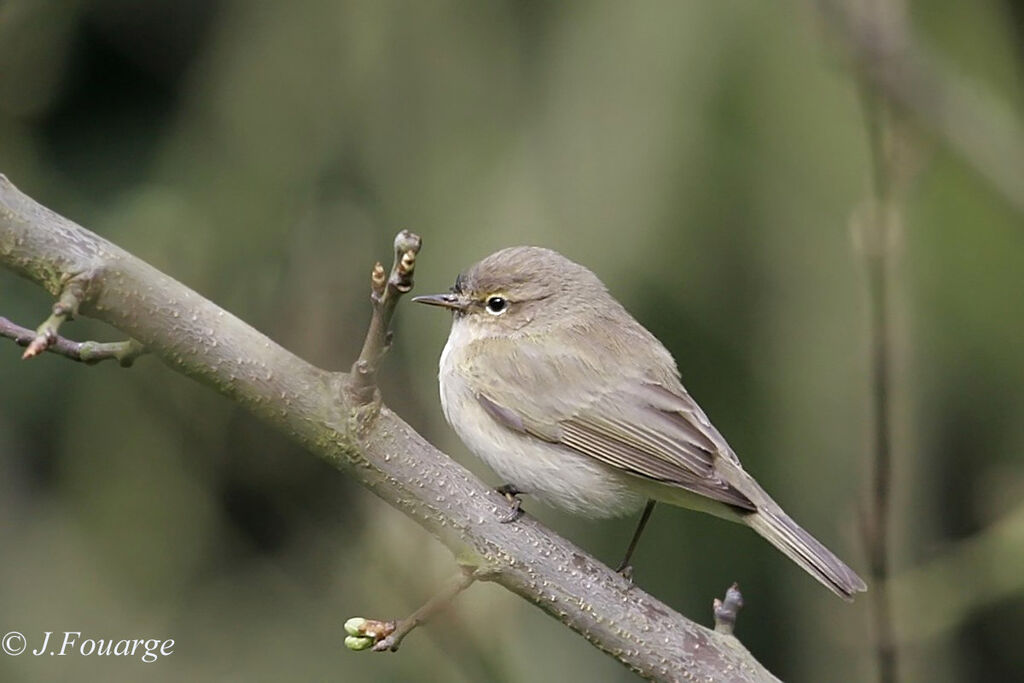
[414,246,866,600]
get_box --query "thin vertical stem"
[858,65,901,683]
[847,4,907,681]
[864,198,897,683]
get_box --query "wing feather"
[475,377,754,511]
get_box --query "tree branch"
[890,499,1024,644]
[0,315,146,365]
[817,0,1024,216]
[0,175,779,682]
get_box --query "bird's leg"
[495,484,523,523]
[615,499,657,579]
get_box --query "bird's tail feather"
[745,506,867,601]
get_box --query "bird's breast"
[435,323,645,518]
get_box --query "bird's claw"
[495,484,523,523]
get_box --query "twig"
[344,568,478,653]
[817,0,1024,216]
[18,273,89,359]
[1,316,146,366]
[347,230,422,405]
[891,500,1024,643]
[713,583,744,636]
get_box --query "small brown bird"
[415,246,866,600]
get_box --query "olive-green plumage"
[415,246,866,600]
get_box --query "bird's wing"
[469,341,754,511]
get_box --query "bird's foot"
[495,484,523,523]
[615,563,635,582]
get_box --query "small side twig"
[1,316,146,366]
[19,273,92,359]
[344,567,477,653]
[347,230,422,404]
[713,583,744,635]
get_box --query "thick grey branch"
[0,175,778,683]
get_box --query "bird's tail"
[745,504,867,601]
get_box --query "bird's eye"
[485,296,508,315]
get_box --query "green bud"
[344,617,368,636]
[344,635,374,651]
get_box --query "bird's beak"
[411,293,468,311]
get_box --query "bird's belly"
[439,367,644,518]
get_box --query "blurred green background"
[1,1,1022,681]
